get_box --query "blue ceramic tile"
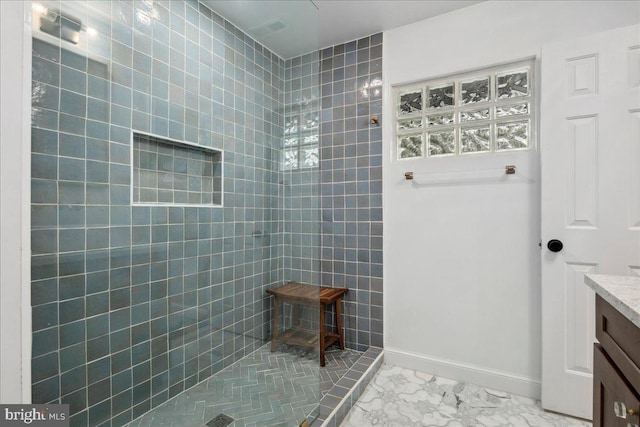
[33,38,60,62]
[112,41,133,68]
[32,229,57,255]
[32,82,60,111]
[110,227,131,248]
[110,329,130,353]
[54,181,85,205]
[111,104,132,128]
[111,348,132,375]
[61,66,86,94]
[87,336,109,363]
[133,362,151,388]
[61,388,86,415]
[112,369,132,397]
[112,63,133,88]
[88,378,110,406]
[59,298,85,324]
[32,154,58,180]
[112,391,132,422]
[85,251,109,274]
[85,230,108,254]
[85,265,108,290]
[86,292,109,317]
[88,399,110,427]
[132,92,151,115]
[60,90,87,118]
[86,313,109,340]
[32,107,59,131]
[87,57,109,78]
[32,255,58,282]
[59,320,85,348]
[61,366,86,395]
[110,288,130,311]
[88,76,109,100]
[86,141,109,166]
[32,127,58,156]
[58,157,85,182]
[110,206,131,226]
[32,352,59,383]
[32,57,60,86]
[32,327,58,358]
[110,267,130,289]
[132,382,151,408]
[61,49,87,72]
[110,308,130,332]
[85,183,109,206]
[59,252,85,277]
[87,98,110,122]
[32,376,59,404]
[111,164,131,186]
[110,185,130,205]
[60,342,86,372]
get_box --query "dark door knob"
[547,239,563,252]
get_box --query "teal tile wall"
[320,34,383,351]
[285,34,383,352]
[283,50,321,286]
[30,1,286,424]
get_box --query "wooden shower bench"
[266,281,348,366]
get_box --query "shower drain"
[206,413,234,427]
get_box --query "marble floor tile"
[340,364,592,427]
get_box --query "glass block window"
[132,132,223,206]
[393,59,535,160]
[282,108,319,170]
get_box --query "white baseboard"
[384,347,541,399]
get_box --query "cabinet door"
[594,344,640,427]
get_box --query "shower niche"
[131,132,223,206]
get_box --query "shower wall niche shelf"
[131,132,223,207]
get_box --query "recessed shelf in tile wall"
[131,132,223,206]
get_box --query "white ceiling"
[202,0,483,59]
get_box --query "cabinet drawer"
[596,295,640,387]
[594,344,640,427]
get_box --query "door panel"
[541,24,640,419]
[566,115,599,229]
[565,262,596,375]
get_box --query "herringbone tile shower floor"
[127,344,363,427]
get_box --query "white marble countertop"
[585,274,640,329]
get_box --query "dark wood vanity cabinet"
[594,295,640,426]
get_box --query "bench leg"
[293,303,300,328]
[336,297,344,350]
[271,296,279,352]
[319,302,325,366]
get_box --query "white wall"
[382,0,640,398]
[0,1,32,403]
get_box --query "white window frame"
[393,58,536,161]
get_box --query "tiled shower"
[29,0,382,425]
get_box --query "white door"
[541,24,640,419]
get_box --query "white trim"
[130,130,224,208]
[384,347,541,399]
[392,57,537,161]
[0,0,32,404]
[21,1,33,404]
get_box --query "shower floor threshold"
[126,343,364,427]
